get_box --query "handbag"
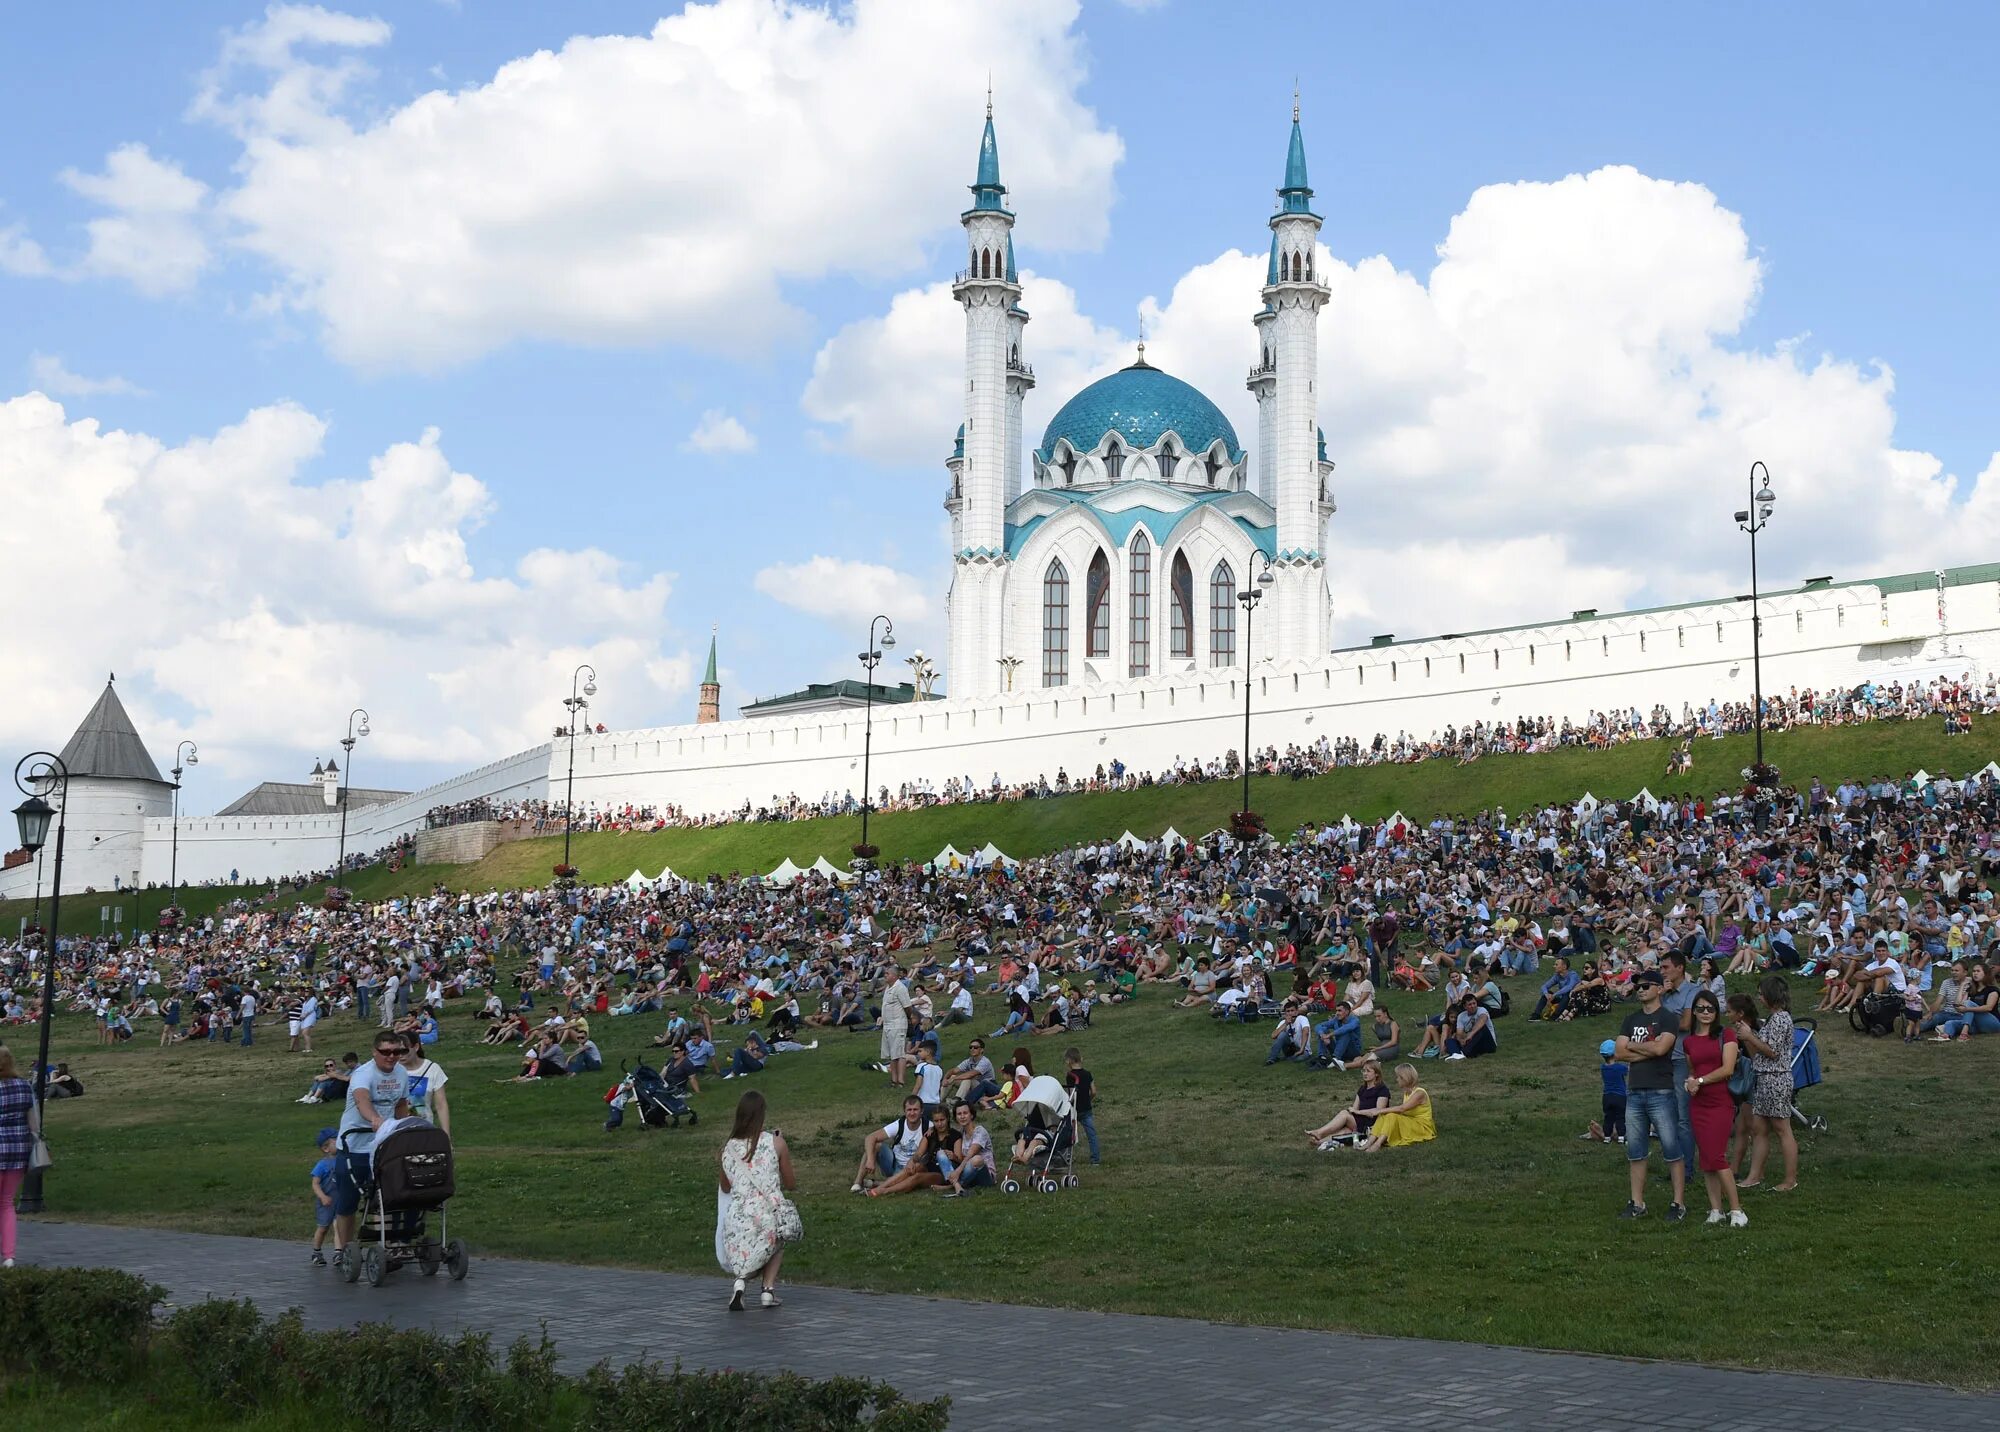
[1726,1058,1757,1098]
[774,1195,804,1245]
[29,1135,52,1170]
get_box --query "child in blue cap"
[309,1128,338,1265]
[1580,1039,1627,1144]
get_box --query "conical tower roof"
[57,677,168,785]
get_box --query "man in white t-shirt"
[331,1034,414,1265]
[398,1040,452,1137]
[379,972,400,1029]
[852,1095,926,1193]
[238,989,257,1047]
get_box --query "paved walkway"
[23,1221,1994,1431]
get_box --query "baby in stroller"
[999,1075,1080,1194]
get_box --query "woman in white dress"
[716,1090,802,1309]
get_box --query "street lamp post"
[334,709,370,883]
[857,615,896,855]
[1735,462,1778,772]
[168,740,197,912]
[562,664,598,873]
[12,752,69,1213]
[1237,552,1277,818]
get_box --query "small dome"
[951,422,965,459]
[1036,359,1242,464]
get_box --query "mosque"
[945,99,1336,699]
[5,102,1995,900]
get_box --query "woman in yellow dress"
[1358,1063,1434,1152]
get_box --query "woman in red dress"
[1682,991,1746,1227]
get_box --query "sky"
[3,0,1996,809]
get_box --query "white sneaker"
[1705,1209,1725,1225]
[1330,1057,1345,1071]
[2,1257,12,1268]
[1444,1052,1466,1062]
[806,1040,819,1049]
[728,1279,745,1311]
[1729,1210,1749,1228]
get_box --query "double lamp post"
[12,753,69,1214]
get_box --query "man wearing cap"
[1615,970,1687,1222]
[1658,951,1698,1164]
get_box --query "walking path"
[25,1221,1994,1431]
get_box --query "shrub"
[0,1265,162,1383]
[575,1359,948,1432]
[158,1297,271,1407]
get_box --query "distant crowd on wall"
[412,674,1995,837]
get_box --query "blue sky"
[3,1,1995,802]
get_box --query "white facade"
[946,107,1337,701]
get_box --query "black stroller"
[339,1124,467,1287]
[604,1057,696,1131]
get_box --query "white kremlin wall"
[5,570,1989,897]
[560,572,1994,820]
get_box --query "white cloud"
[28,353,150,398]
[0,391,695,788]
[0,211,50,277]
[806,163,2000,648]
[56,143,211,295]
[186,0,1120,370]
[683,408,755,454]
[753,556,932,628]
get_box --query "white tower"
[1261,96,1333,660]
[947,99,1020,699]
[1247,234,1278,505]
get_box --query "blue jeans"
[1265,1031,1303,1064]
[1079,1111,1099,1163]
[240,1017,253,1046]
[873,1144,902,1178]
[1939,1012,2000,1038]
[357,988,373,1021]
[960,1077,1001,1107]
[1625,1088,1683,1165]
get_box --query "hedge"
[1,1268,950,1431]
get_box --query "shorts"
[1624,1088,1682,1165]
[314,1199,338,1228]
[288,1020,302,1036]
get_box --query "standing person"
[0,1047,41,1268]
[717,1090,801,1310]
[297,990,320,1054]
[398,1038,452,1137]
[878,970,914,1089]
[1657,951,1698,1174]
[330,1035,412,1268]
[379,968,400,1030]
[1615,970,1688,1222]
[1735,976,1799,1193]
[1063,1046,1099,1164]
[239,986,257,1047]
[1680,992,1746,1226]
[308,1128,339,1266]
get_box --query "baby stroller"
[339,1124,467,1287]
[999,1074,1079,1194]
[1788,1018,1827,1133]
[604,1057,696,1131]
[1847,990,1901,1037]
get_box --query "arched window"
[1103,438,1124,483]
[979,248,991,278]
[1041,559,1070,688]
[1086,549,1111,659]
[1156,440,1176,481]
[1058,447,1077,486]
[1209,560,1237,667]
[1169,551,1194,659]
[1128,533,1152,677]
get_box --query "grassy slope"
[12,718,1991,934]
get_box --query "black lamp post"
[1237,552,1277,818]
[167,740,197,911]
[334,708,369,882]
[562,664,597,873]
[13,751,68,1214]
[1735,462,1777,771]
[857,615,896,855]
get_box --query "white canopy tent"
[1115,830,1148,852]
[974,841,1017,868]
[1574,792,1600,817]
[1158,827,1187,851]
[765,858,804,886]
[809,855,855,883]
[1631,788,1662,813]
[932,844,969,871]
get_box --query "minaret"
[1003,233,1033,507]
[1261,92,1332,661]
[947,92,1020,699]
[697,628,720,724]
[1247,232,1278,504]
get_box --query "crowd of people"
[415,675,1996,838]
[6,720,2000,1270]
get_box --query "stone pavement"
[24,1221,1996,1431]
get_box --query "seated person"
[297,1058,345,1104]
[1357,1064,1435,1152]
[867,1105,957,1197]
[1443,993,1499,1060]
[852,1096,927,1193]
[569,1037,604,1073]
[721,1029,771,1079]
[1531,957,1580,1021]
[508,1033,570,1081]
[1304,1060,1393,1148]
[1310,1002,1363,1068]
[938,1102,997,1195]
[666,1029,715,1093]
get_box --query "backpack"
[1496,987,1513,1017]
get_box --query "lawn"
[24,975,1999,1387]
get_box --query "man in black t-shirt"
[1615,970,1687,1222]
[1063,1047,1098,1164]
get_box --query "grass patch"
[26,980,1998,1386]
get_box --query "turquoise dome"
[1035,359,1242,464]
